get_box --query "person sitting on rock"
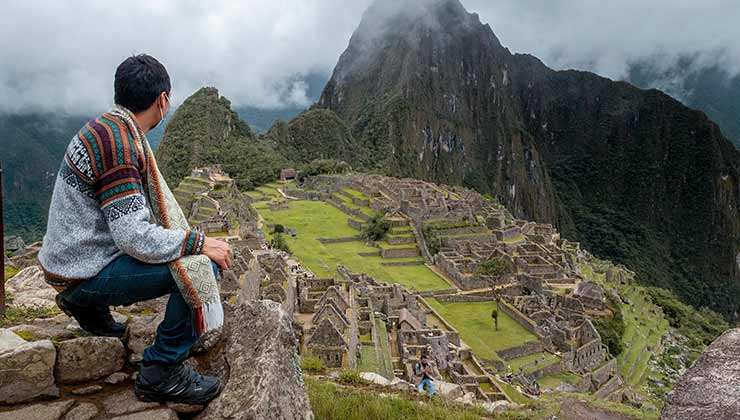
[413,354,436,396]
[38,54,232,406]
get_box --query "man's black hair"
[114,54,171,113]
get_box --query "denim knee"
[210,260,219,281]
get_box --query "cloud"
[0,0,372,113]
[0,0,738,114]
[463,0,740,80]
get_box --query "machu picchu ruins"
[0,162,689,419]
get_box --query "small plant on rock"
[338,369,367,386]
[300,356,325,374]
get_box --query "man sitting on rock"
[414,354,436,396]
[38,54,232,405]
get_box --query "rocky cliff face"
[0,266,313,420]
[317,0,740,316]
[661,328,740,419]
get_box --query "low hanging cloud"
[0,0,738,114]
[466,0,740,80]
[0,0,372,113]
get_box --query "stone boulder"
[196,300,313,420]
[0,400,74,420]
[56,336,125,383]
[5,266,57,309]
[0,329,58,404]
[433,380,464,400]
[360,372,391,386]
[125,312,164,363]
[661,328,740,420]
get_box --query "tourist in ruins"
[38,54,233,405]
[414,354,436,396]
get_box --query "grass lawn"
[333,192,375,217]
[506,352,560,374]
[538,373,582,390]
[425,299,539,361]
[375,318,395,379]
[617,285,668,387]
[306,378,491,420]
[257,200,449,291]
[342,188,370,200]
[358,344,379,374]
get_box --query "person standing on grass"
[414,354,436,396]
[38,54,233,405]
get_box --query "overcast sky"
[1,0,738,114]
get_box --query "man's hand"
[201,236,233,270]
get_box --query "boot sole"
[134,382,222,406]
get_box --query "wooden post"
[0,162,5,316]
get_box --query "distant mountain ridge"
[312,0,740,316]
[628,60,740,149]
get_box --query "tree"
[273,224,285,234]
[270,232,291,253]
[476,256,513,278]
[491,308,499,331]
[361,213,390,242]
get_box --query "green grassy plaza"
[425,299,539,361]
[253,186,450,292]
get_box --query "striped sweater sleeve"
[83,115,204,263]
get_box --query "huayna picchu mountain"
[156,87,288,189]
[315,0,740,316]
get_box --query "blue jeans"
[417,378,435,395]
[59,254,219,365]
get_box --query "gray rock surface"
[109,408,179,420]
[360,371,391,386]
[0,400,74,420]
[104,372,131,385]
[63,403,99,420]
[661,328,740,420]
[9,324,77,342]
[196,300,313,420]
[102,389,160,416]
[0,329,58,403]
[56,337,125,383]
[125,312,163,363]
[70,385,102,396]
[434,380,464,400]
[5,266,57,309]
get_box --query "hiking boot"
[55,294,126,338]
[134,362,222,405]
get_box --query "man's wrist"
[182,230,205,256]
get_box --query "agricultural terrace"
[251,184,450,292]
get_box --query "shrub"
[270,232,291,253]
[301,159,351,176]
[300,356,325,374]
[273,224,285,233]
[361,214,390,242]
[476,256,513,278]
[594,291,625,356]
[338,369,366,385]
[646,286,728,348]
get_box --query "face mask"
[150,93,170,131]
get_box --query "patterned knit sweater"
[38,107,204,291]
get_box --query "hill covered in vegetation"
[314,0,740,318]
